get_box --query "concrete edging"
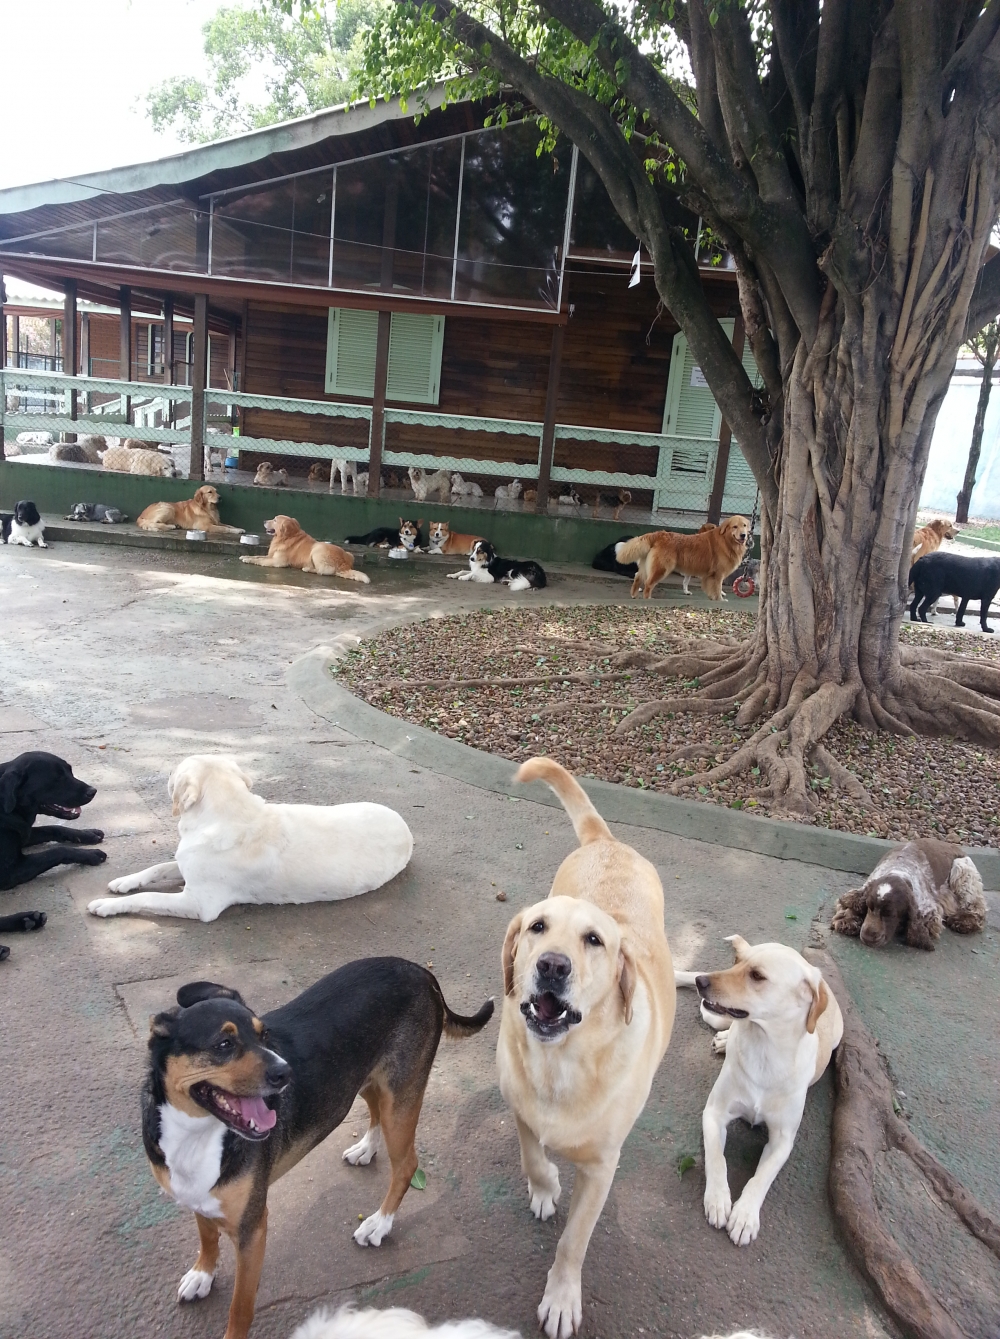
[288,642,1000,887]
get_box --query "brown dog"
[137,485,243,535]
[427,521,483,555]
[307,462,327,483]
[615,514,750,600]
[912,517,959,562]
[239,515,370,582]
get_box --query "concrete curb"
[288,643,1000,887]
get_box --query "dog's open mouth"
[42,803,82,820]
[191,1082,278,1140]
[701,999,750,1019]
[520,991,582,1039]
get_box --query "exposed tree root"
[808,949,1000,1339]
[376,669,633,690]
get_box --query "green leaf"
[410,1167,427,1190]
[676,1154,696,1178]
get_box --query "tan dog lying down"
[240,514,370,582]
[137,484,242,534]
[615,515,750,600]
[500,758,675,1339]
[676,937,842,1246]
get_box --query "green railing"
[1,367,741,513]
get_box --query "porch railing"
[1,367,749,514]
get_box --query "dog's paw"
[830,908,861,937]
[353,1210,394,1247]
[0,945,10,962]
[18,911,46,932]
[239,555,253,563]
[726,1195,760,1247]
[177,1268,215,1302]
[528,1167,561,1220]
[343,1127,380,1166]
[88,897,125,917]
[74,828,104,844]
[106,875,138,894]
[704,1183,732,1230]
[77,848,107,865]
[538,1267,582,1339]
[711,1028,729,1056]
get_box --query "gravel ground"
[338,604,1000,844]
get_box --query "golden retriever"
[136,485,243,534]
[615,514,750,600]
[676,937,842,1246]
[912,517,959,562]
[499,758,675,1338]
[239,514,370,582]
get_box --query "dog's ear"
[906,907,942,951]
[169,765,203,817]
[176,981,247,1009]
[149,1008,178,1039]
[502,912,524,997]
[617,942,637,1025]
[0,766,21,814]
[805,977,830,1034]
[726,934,752,962]
[398,517,404,527]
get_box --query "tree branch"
[966,251,1000,337]
[942,0,1000,98]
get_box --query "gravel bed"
[336,605,1000,846]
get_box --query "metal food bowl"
[240,534,261,545]
[186,529,207,541]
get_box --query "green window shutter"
[326,307,378,397]
[661,319,732,439]
[386,313,444,405]
[722,446,759,515]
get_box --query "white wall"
[920,371,1000,518]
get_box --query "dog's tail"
[614,533,657,565]
[437,988,495,1039]
[339,568,371,583]
[515,756,613,845]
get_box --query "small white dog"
[330,457,359,492]
[451,472,483,498]
[494,478,522,500]
[88,755,413,922]
[289,1314,771,1339]
[677,937,843,1247]
[409,466,452,502]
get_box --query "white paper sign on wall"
[690,364,709,388]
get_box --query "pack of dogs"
[1,735,988,1338]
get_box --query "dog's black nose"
[536,952,572,983]
[695,974,711,993]
[265,1058,291,1088]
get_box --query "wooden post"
[707,315,746,525]
[227,319,237,427]
[162,296,174,426]
[11,313,19,367]
[535,325,565,513]
[80,312,90,375]
[0,277,5,457]
[190,294,208,481]
[64,281,78,439]
[367,174,399,498]
[235,299,249,436]
[119,285,132,422]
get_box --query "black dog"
[144,964,493,1339]
[462,539,547,590]
[909,552,1000,633]
[345,525,403,547]
[0,513,11,544]
[592,536,638,578]
[0,751,106,891]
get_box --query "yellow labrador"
[677,937,843,1246]
[498,758,675,1339]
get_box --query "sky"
[0,0,222,190]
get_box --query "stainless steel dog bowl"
[186,529,207,541]
[240,534,261,545]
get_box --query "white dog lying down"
[289,1306,770,1339]
[87,755,413,922]
[676,937,843,1247]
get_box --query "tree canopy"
[146,0,385,143]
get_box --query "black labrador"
[0,752,106,960]
[909,552,1000,633]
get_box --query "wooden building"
[0,89,756,520]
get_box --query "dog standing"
[677,937,842,1247]
[408,467,451,503]
[909,551,1000,632]
[239,516,370,582]
[499,758,674,1338]
[912,517,959,562]
[615,516,750,600]
[88,754,410,921]
[831,838,986,948]
[143,966,493,1339]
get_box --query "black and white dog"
[910,552,1000,632]
[0,751,105,960]
[3,500,47,547]
[65,502,128,524]
[447,539,547,591]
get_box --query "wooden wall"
[86,313,231,387]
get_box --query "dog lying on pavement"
[831,838,986,948]
[676,937,842,1247]
[499,758,675,1338]
[239,516,370,582]
[88,754,411,922]
[144,967,493,1339]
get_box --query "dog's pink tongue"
[235,1095,277,1130]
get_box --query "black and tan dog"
[144,962,494,1339]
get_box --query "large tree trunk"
[957,328,998,523]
